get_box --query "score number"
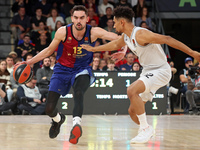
[90,78,114,87]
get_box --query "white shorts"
[138,65,171,102]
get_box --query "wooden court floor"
[0,115,200,150]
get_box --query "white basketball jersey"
[124,27,168,70]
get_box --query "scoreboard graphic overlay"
[57,71,167,115]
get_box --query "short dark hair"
[32,76,37,81]
[14,58,22,64]
[35,7,42,11]
[106,7,112,11]
[72,5,88,16]
[140,21,147,27]
[24,34,30,38]
[113,6,134,22]
[6,55,13,60]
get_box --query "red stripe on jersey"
[57,26,78,68]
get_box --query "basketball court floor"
[0,115,199,150]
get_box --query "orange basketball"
[13,64,33,84]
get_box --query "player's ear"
[86,16,89,22]
[121,19,125,26]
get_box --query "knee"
[74,88,84,97]
[128,105,135,115]
[127,86,137,99]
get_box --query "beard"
[44,65,50,69]
[75,23,85,31]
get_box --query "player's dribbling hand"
[14,61,27,69]
[80,44,95,52]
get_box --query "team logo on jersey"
[84,37,88,43]
[67,37,72,43]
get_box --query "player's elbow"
[163,35,173,44]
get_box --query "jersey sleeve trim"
[62,25,68,43]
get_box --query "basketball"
[13,64,33,84]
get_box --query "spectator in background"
[25,53,40,75]
[178,57,194,111]
[8,51,18,60]
[102,18,116,44]
[47,8,65,33]
[10,58,22,96]
[0,83,6,105]
[62,0,75,18]
[15,35,36,59]
[89,19,98,27]
[115,0,132,9]
[186,63,200,115]
[119,52,135,71]
[11,0,33,16]
[91,57,100,71]
[65,8,73,25]
[31,21,51,44]
[98,0,114,17]
[0,83,17,115]
[107,58,118,71]
[85,0,97,13]
[51,21,63,40]
[16,77,46,115]
[131,62,141,71]
[135,7,153,30]
[0,60,13,102]
[87,7,99,25]
[133,0,147,18]
[10,6,31,41]
[99,7,114,28]
[36,57,53,98]
[93,52,101,58]
[140,21,149,29]
[99,59,107,71]
[31,7,47,31]
[34,0,51,18]
[50,54,56,70]
[35,33,50,54]
[179,57,194,95]
[11,0,25,14]
[6,56,14,74]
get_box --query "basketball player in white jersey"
[81,6,200,144]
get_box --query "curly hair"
[113,6,134,22]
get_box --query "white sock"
[137,113,149,129]
[73,116,81,126]
[52,113,61,123]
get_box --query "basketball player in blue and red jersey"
[17,5,123,144]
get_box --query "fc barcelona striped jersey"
[56,24,96,68]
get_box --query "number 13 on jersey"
[73,47,82,54]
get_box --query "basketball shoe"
[130,125,154,144]
[49,113,66,138]
[69,124,82,144]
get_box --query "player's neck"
[123,24,135,38]
[72,25,86,40]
